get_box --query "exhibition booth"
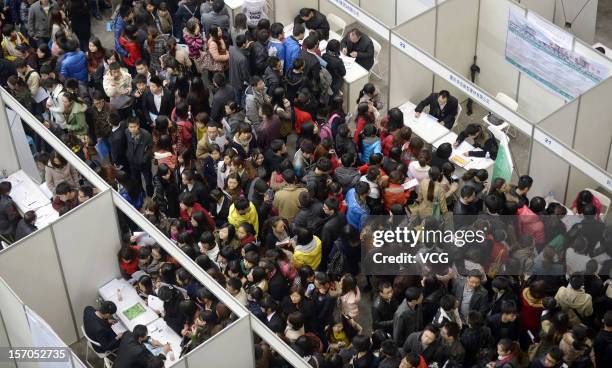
[0,89,311,368]
[388,0,612,204]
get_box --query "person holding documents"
[142,76,174,129]
[114,324,171,368]
[83,301,122,353]
[340,28,375,71]
[454,123,498,159]
[414,90,459,129]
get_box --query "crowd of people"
[0,0,611,368]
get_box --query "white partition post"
[185,316,255,368]
[0,98,20,175]
[51,190,122,342]
[0,228,77,344]
[0,308,15,368]
[553,0,598,44]
[6,109,40,184]
[0,278,35,368]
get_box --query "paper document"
[147,295,165,314]
[402,179,419,190]
[111,322,127,335]
[33,87,49,103]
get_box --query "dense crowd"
[0,0,611,368]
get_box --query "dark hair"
[404,287,422,302]
[100,301,117,315]
[303,35,318,50]
[293,23,305,37]
[439,90,450,98]
[133,324,148,339]
[517,175,533,190]
[55,181,74,195]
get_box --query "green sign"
[492,142,513,182]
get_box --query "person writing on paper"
[454,123,498,159]
[83,301,123,354]
[294,8,330,40]
[114,324,171,368]
[414,90,459,129]
[340,28,375,71]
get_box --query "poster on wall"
[505,8,609,101]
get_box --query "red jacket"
[383,183,411,212]
[381,134,395,156]
[520,287,544,332]
[119,35,141,67]
[180,203,216,230]
[353,116,368,144]
[294,107,312,135]
[119,245,141,277]
[517,205,545,245]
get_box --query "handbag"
[201,42,226,72]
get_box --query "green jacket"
[65,102,88,136]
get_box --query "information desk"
[432,132,495,175]
[4,170,59,229]
[99,279,183,367]
[398,101,450,144]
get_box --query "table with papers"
[4,170,59,229]
[399,101,451,144]
[99,279,183,367]
[283,24,343,53]
[432,132,495,175]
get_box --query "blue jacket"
[359,137,382,164]
[113,15,128,57]
[268,38,285,65]
[60,51,88,83]
[284,36,301,74]
[346,188,369,231]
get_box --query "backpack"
[182,4,198,24]
[319,119,333,141]
[327,242,347,278]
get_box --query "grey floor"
[77,4,612,363]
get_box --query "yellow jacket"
[228,202,259,236]
[293,236,322,270]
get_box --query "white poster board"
[24,306,71,368]
[505,9,609,101]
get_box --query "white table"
[4,170,50,212]
[147,319,183,367]
[433,132,495,175]
[399,101,451,144]
[340,55,370,112]
[99,278,159,331]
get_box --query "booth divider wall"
[274,0,317,26]
[0,98,20,175]
[182,316,254,368]
[0,278,31,368]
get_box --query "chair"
[483,92,518,138]
[327,13,347,38]
[82,325,114,368]
[453,103,463,130]
[370,38,383,79]
[585,188,610,221]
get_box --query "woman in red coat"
[179,192,215,230]
[119,24,142,72]
[519,281,546,334]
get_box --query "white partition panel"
[566,168,606,206]
[476,0,521,100]
[319,0,354,33]
[519,0,554,20]
[0,304,16,368]
[361,0,395,27]
[573,77,612,170]
[389,10,436,107]
[397,0,435,25]
[52,191,122,343]
[529,99,578,201]
[433,0,479,101]
[185,316,254,368]
[275,0,317,26]
[517,74,566,123]
[0,99,20,175]
[7,109,40,184]
[553,0,598,44]
[0,228,77,344]
[0,278,35,368]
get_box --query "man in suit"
[294,7,330,40]
[82,301,122,354]
[414,90,459,129]
[210,73,236,123]
[125,118,154,195]
[114,324,170,368]
[299,35,321,83]
[341,28,375,71]
[108,112,128,170]
[142,75,175,128]
[452,269,489,320]
[209,189,231,227]
[261,295,286,334]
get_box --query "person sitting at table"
[83,301,122,354]
[114,324,171,368]
[14,210,37,241]
[340,28,375,71]
[454,123,498,159]
[414,90,459,129]
[52,181,79,213]
[294,8,330,40]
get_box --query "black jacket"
[152,174,180,218]
[267,271,289,302]
[250,40,269,76]
[183,181,210,207]
[487,313,521,342]
[340,33,375,70]
[263,66,283,95]
[284,69,307,102]
[125,129,153,169]
[460,326,495,368]
[322,51,346,95]
[320,212,346,269]
[299,50,321,83]
[14,219,37,241]
[211,84,236,123]
[294,10,330,40]
[452,277,489,316]
[266,312,286,334]
[142,88,175,127]
[371,296,399,334]
[594,330,612,368]
[113,332,154,368]
[109,123,128,168]
[394,304,424,346]
[402,331,447,365]
[83,306,120,353]
[415,92,459,129]
[209,194,231,227]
